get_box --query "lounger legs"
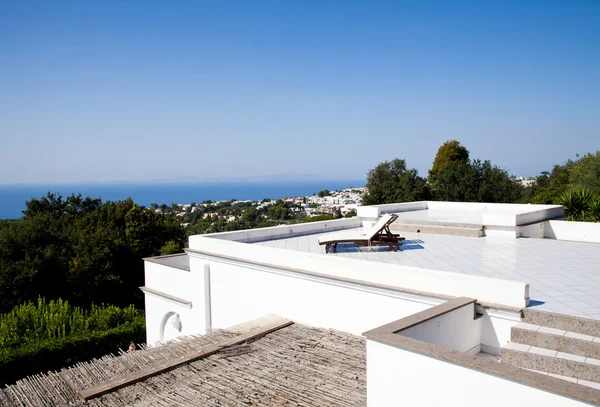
[324,243,338,253]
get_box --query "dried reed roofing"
[0,321,366,407]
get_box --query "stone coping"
[363,298,600,406]
[363,297,477,336]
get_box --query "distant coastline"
[0,179,365,219]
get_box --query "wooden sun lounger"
[318,213,406,253]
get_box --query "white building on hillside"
[140,201,600,406]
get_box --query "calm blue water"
[0,180,364,219]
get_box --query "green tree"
[428,140,470,189]
[531,161,574,204]
[0,194,185,313]
[344,209,357,218]
[318,190,330,198]
[363,159,430,205]
[434,160,522,203]
[570,152,600,195]
[160,240,183,255]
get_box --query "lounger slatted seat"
[318,213,405,253]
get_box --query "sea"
[0,180,365,219]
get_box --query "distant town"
[148,187,366,234]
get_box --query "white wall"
[358,201,564,228]
[517,222,545,239]
[545,220,600,243]
[479,308,521,355]
[367,340,589,407]
[357,201,428,219]
[188,236,529,309]
[401,303,481,354]
[208,217,361,243]
[144,250,521,354]
[153,254,189,268]
[143,261,207,345]
[516,206,564,226]
[196,252,442,335]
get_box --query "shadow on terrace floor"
[338,239,425,253]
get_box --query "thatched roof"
[0,321,366,406]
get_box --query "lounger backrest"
[364,213,396,239]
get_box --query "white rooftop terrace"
[253,229,600,319]
[184,201,600,322]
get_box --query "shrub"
[558,189,595,221]
[0,320,144,385]
[587,198,600,222]
[0,298,145,385]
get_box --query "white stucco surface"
[143,261,208,345]
[401,302,482,354]
[366,340,590,407]
[393,208,484,225]
[545,220,600,243]
[193,233,528,308]
[202,253,439,335]
[254,230,600,319]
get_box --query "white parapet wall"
[143,256,207,345]
[400,300,482,354]
[143,214,528,345]
[518,219,600,243]
[364,299,596,407]
[143,214,530,346]
[357,201,428,219]
[366,341,591,407]
[208,217,362,242]
[544,220,600,243]
[188,234,529,309]
[189,253,442,337]
[357,201,565,237]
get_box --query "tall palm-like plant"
[588,198,600,222]
[558,189,594,221]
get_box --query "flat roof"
[253,228,600,320]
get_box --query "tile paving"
[254,228,600,319]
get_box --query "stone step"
[521,367,600,391]
[502,342,600,384]
[389,223,484,238]
[523,308,600,337]
[511,322,600,359]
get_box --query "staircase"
[501,309,600,390]
[389,218,484,238]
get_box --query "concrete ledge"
[364,297,477,336]
[140,287,193,309]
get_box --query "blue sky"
[1,1,598,184]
